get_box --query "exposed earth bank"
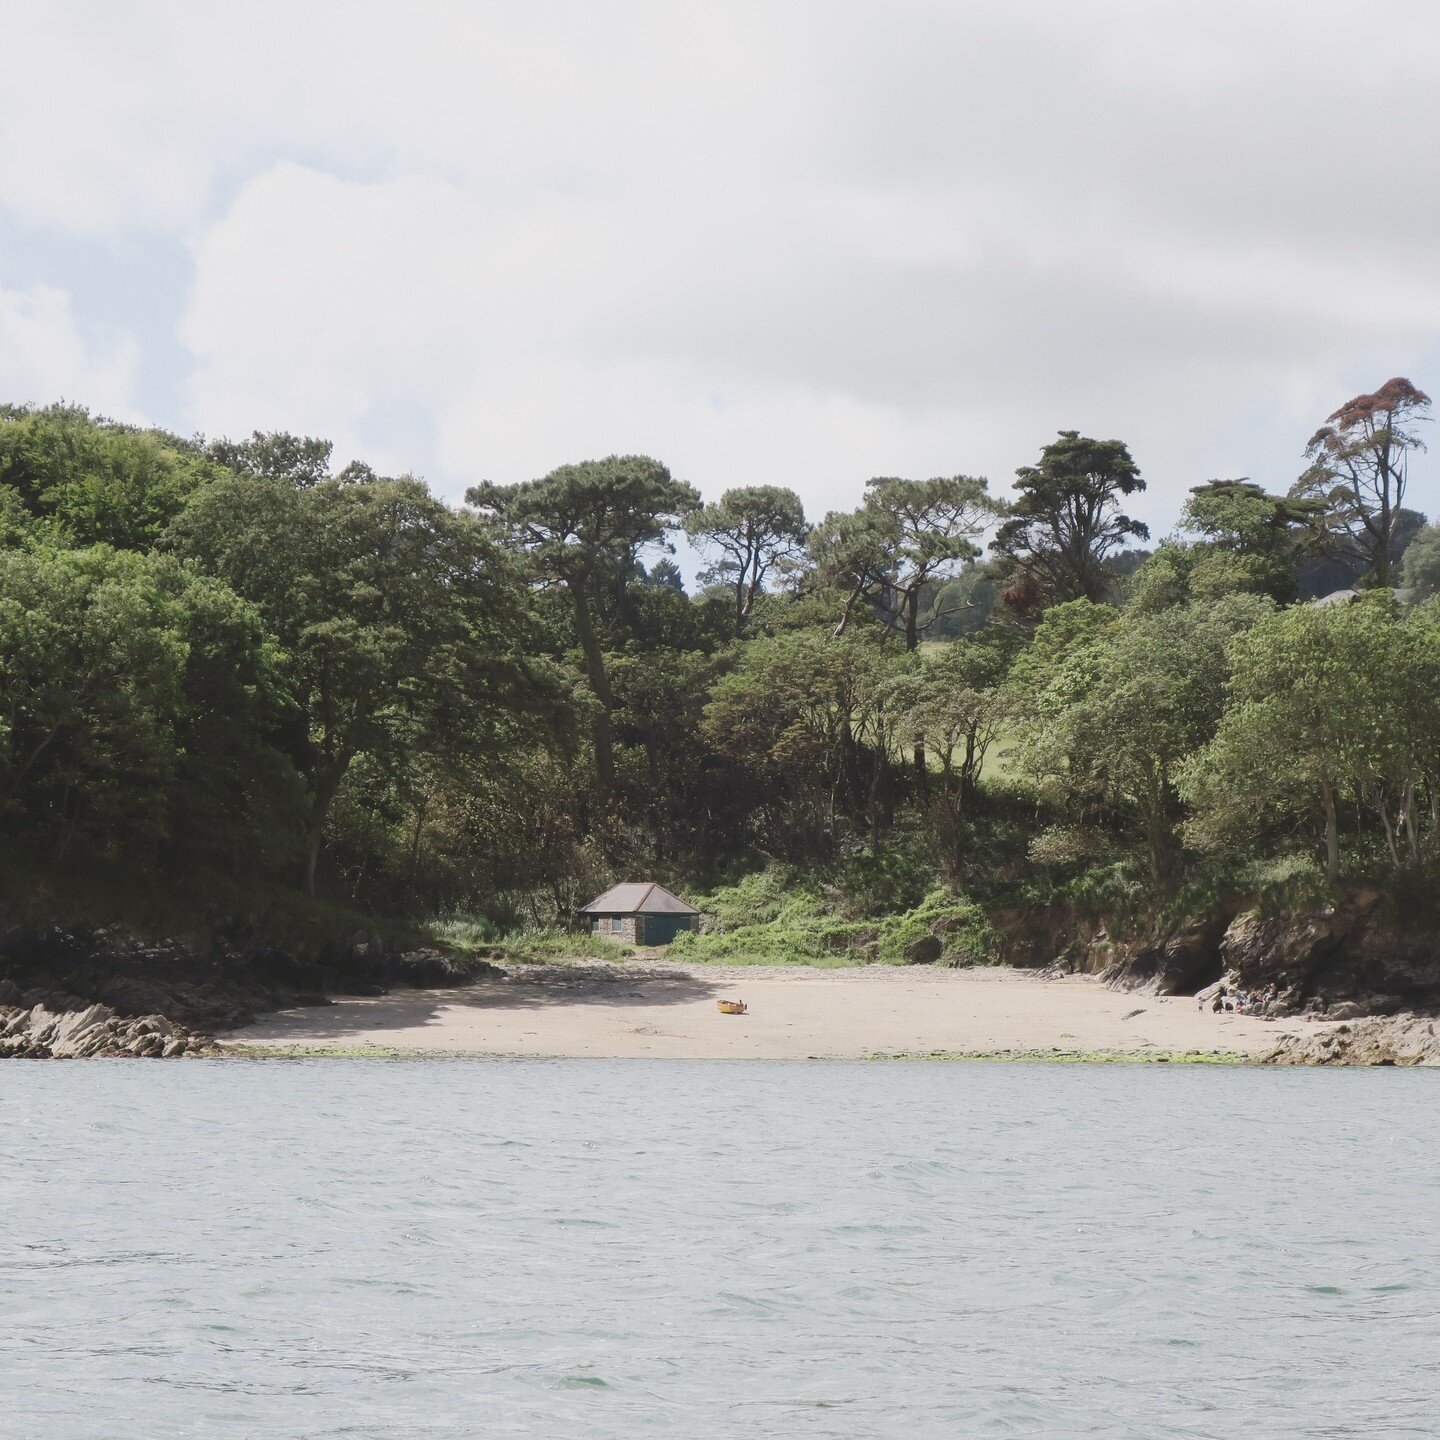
[1032,898,1440,1023]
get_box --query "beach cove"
[232,961,1330,1061]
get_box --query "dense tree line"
[0,379,1435,928]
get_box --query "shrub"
[876,889,1000,966]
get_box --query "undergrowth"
[428,916,630,964]
[670,870,1001,966]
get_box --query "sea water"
[1,1060,1436,1438]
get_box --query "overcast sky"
[2,0,1437,549]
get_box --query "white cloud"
[0,278,141,420]
[3,0,1439,530]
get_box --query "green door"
[643,915,690,945]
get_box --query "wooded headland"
[3,384,1439,1057]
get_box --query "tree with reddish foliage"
[1297,377,1431,589]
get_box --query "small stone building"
[579,883,701,946]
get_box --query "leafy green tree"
[992,431,1148,609]
[920,561,1002,637]
[1126,543,1195,613]
[0,545,296,881]
[608,647,745,864]
[1128,499,1314,612]
[811,475,991,649]
[898,635,1015,796]
[1182,594,1439,879]
[643,557,686,593]
[1402,522,1440,601]
[1007,597,1117,693]
[686,485,808,633]
[1020,597,1269,878]
[173,469,544,892]
[703,629,904,857]
[1182,479,1326,603]
[468,456,699,787]
[0,405,217,551]
[205,431,337,487]
[807,507,892,637]
[1297,378,1431,587]
[0,486,37,549]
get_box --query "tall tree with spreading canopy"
[703,629,905,858]
[992,431,1147,611]
[205,431,337,488]
[1296,378,1431,588]
[811,474,991,649]
[1130,480,1329,611]
[173,468,542,893]
[468,457,699,787]
[686,485,809,633]
[0,545,298,880]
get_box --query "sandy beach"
[232,961,1331,1060]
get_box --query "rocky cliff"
[1054,898,1440,1021]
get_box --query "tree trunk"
[1374,789,1403,874]
[571,587,616,787]
[1321,779,1339,883]
[903,587,930,786]
[1144,798,1168,883]
[903,588,920,651]
[407,797,428,898]
[1375,430,1393,587]
[303,764,348,896]
[960,728,980,812]
[833,585,862,638]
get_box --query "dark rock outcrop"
[0,922,506,1058]
[1221,907,1440,1017]
[1101,920,1226,996]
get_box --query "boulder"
[1324,1001,1369,1021]
[393,950,505,987]
[904,936,943,966]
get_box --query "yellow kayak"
[717,1000,747,1015]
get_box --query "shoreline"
[227,961,1329,1063]
[216,1045,1253,1064]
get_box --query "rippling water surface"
[2,1060,1437,1437]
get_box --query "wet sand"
[232,961,1329,1060]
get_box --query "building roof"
[579,882,701,916]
